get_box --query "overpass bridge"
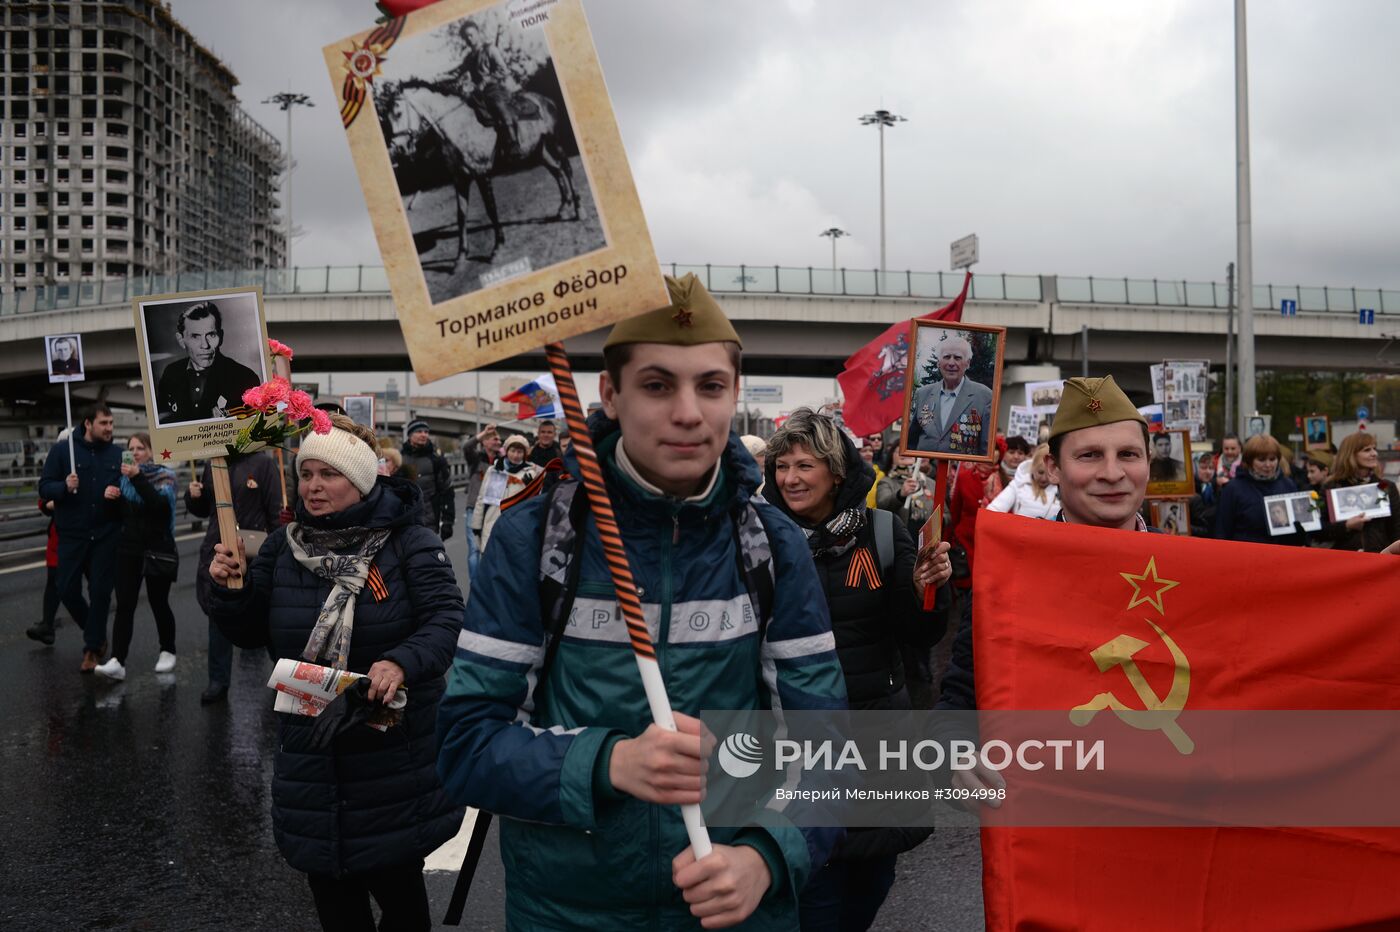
[2,263,1396,421]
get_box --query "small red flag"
[973,512,1400,931]
[836,271,971,437]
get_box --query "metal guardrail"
[3,265,1397,316]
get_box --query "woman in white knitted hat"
[206,414,464,931]
[471,433,542,551]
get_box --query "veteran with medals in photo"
[907,336,994,456]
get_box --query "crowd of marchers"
[24,276,1400,932]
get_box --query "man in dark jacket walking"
[401,420,454,540]
[527,419,561,467]
[186,451,282,704]
[35,404,123,671]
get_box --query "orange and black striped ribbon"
[367,564,389,602]
[845,547,883,591]
[340,16,405,129]
[544,343,655,661]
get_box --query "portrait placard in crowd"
[1305,415,1331,451]
[45,333,85,384]
[327,0,668,382]
[1146,428,1193,497]
[898,319,1005,463]
[1149,499,1190,536]
[343,394,377,430]
[133,288,270,459]
[1328,483,1391,524]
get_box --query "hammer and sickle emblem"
[1069,619,1194,755]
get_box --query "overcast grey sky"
[172,0,1399,403]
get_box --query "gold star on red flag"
[1120,556,1179,616]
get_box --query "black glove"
[439,523,454,542]
[307,679,377,751]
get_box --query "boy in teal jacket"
[438,275,848,929]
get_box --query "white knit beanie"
[296,427,379,495]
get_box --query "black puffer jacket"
[764,431,946,862]
[209,476,465,877]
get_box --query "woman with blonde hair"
[986,443,1060,520]
[1214,433,1304,545]
[1318,431,1399,552]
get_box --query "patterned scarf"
[286,521,392,672]
[803,505,868,559]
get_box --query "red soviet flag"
[836,271,970,437]
[971,512,1400,931]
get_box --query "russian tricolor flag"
[501,374,560,420]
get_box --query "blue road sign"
[1280,299,1298,317]
[1357,406,1370,421]
[1359,308,1375,325]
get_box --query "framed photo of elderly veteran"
[133,287,270,459]
[898,319,1006,463]
[1146,428,1193,497]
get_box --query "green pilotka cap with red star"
[1049,375,1146,439]
[603,273,742,350]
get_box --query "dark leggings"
[111,550,176,664]
[306,859,430,932]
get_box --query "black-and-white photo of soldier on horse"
[374,5,607,304]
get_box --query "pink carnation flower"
[309,408,333,435]
[267,338,294,360]
[262,377,291,407]
[242,384,267,409]
[286,390,315,422]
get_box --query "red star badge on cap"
[161,449,172,460]
[1087,398,1103,412]
[673,307,694,328]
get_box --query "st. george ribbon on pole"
[543,341,713,859]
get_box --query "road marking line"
[425,807,479,872]
[0,531,203,576]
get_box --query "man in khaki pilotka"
[937,375,1156,799]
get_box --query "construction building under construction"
[0,0,285,296]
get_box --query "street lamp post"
[859,108,906,290]
[263,91,315,271]
[1234,1,1256,423]
[818,227,848,272]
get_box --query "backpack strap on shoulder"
[870,506,895,581]
[536,478,590,684]
[733,499,776,637]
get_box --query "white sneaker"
[154,651,177,673]
[94,657,126,681]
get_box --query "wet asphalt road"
[0,502,983,931]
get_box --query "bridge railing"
[3,265,1397,316]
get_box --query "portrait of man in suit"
[907,332,995,457]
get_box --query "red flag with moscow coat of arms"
[836,272,971,437]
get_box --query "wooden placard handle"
[273,353,292,509]
[210,455,243,590]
